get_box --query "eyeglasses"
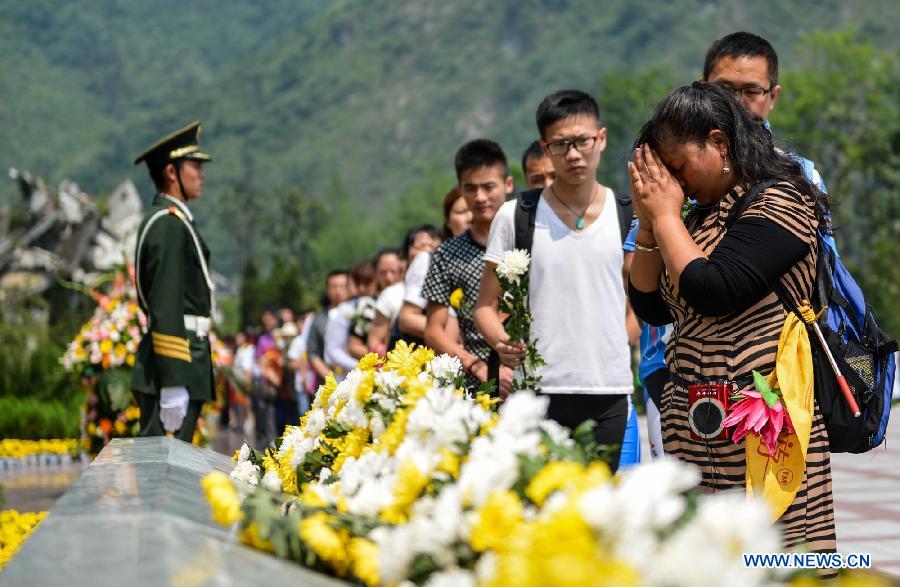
[719,83,773,101]
[545,134,599,156]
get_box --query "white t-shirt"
[375,282,406,324]
[403,252,431,309]
[484,188,632,395]
[324,301,357,376]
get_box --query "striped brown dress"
[659,181,836,552]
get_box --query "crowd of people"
[212,31,840,553]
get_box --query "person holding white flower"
[475,90,633,469]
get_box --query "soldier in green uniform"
[131,121,214,442]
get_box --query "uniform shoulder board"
[167,205,187,221]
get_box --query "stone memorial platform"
[0,437,343,586]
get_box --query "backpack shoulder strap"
[725,179,779,230]
[613,189,634,244]
[514,188,542,253]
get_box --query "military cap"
[134,120,212,169]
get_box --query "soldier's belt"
[184,315,211,338]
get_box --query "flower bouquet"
[495,249,545,392]
[202,341,794,587]
[60,269,144,454]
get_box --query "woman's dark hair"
[635,82,829,231]
[401,224,440,260]
[441,186,464,239]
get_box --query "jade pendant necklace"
[550,183,599,231]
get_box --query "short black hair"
[703,32,779,87]
[326,269,348,282]
[373,247,400,267]
[401,224,440,259]
[520,140,546,175]
[535,90,600,139]
[454,139,509,182]
[148,163,168,190]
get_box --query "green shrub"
[0,396,81,439]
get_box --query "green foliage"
[0,298,72,399]
[772,30,900,336]
[0,395,81,439]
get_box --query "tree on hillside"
[773,30,900,336]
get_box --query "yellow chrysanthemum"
[449,287,464,309]
[114,420,127,435]
[317,373,339,407]
[526,461,585,506]
[298,485,327,507]
[114,342,127,358]
[299,512,350,576]
[437,448,461,478]
[475,393,501,411]
[240,522,274,553]
[99,339,113,354]
[480,412,500,435]
[355,370,376,405]
[331,428,370,473]
[384,340,423,378]
[381,459,429,524]
[126,353,135,367]
[124,405,141,420]
[376,408,408,455]
[278,448,298,494]
[357,353,381,371]
[348,537,380,587]
[471,490,524,552]
[0,510,47,570]
[200,472,242,526]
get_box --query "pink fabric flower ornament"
[722,370,795,455]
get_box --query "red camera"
[688,382,732,441]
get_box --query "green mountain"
[2,0,895,199]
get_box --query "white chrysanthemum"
[373,526,415,585]
[289,436,318,467]
[496,248,531,284]
[337,399,369,430]
[376,369,406,392]
[538,419,574,448]
[230,460,260,486]
[456,437,520,507]
[344,476,395,517]
[423,568,477,587]
[428,354,463,384]
[644,491,778,587]
[332,369,361,408]
[405,387,473,448]
[318,467,333,484]
[237,442,251,463]
[494,390,548,438]
[305,408,327,437]
[261,469,283,493]
[474,551,498,586]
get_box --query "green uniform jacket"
[130,194,214,401]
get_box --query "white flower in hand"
[496,249,531,284]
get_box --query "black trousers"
[134,391,204,443]
[546,393,628,474]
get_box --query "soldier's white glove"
[159,387,189,432]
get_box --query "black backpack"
[726,180,897,453]
[487,187,634,382]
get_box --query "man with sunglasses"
[475,90,633,471]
